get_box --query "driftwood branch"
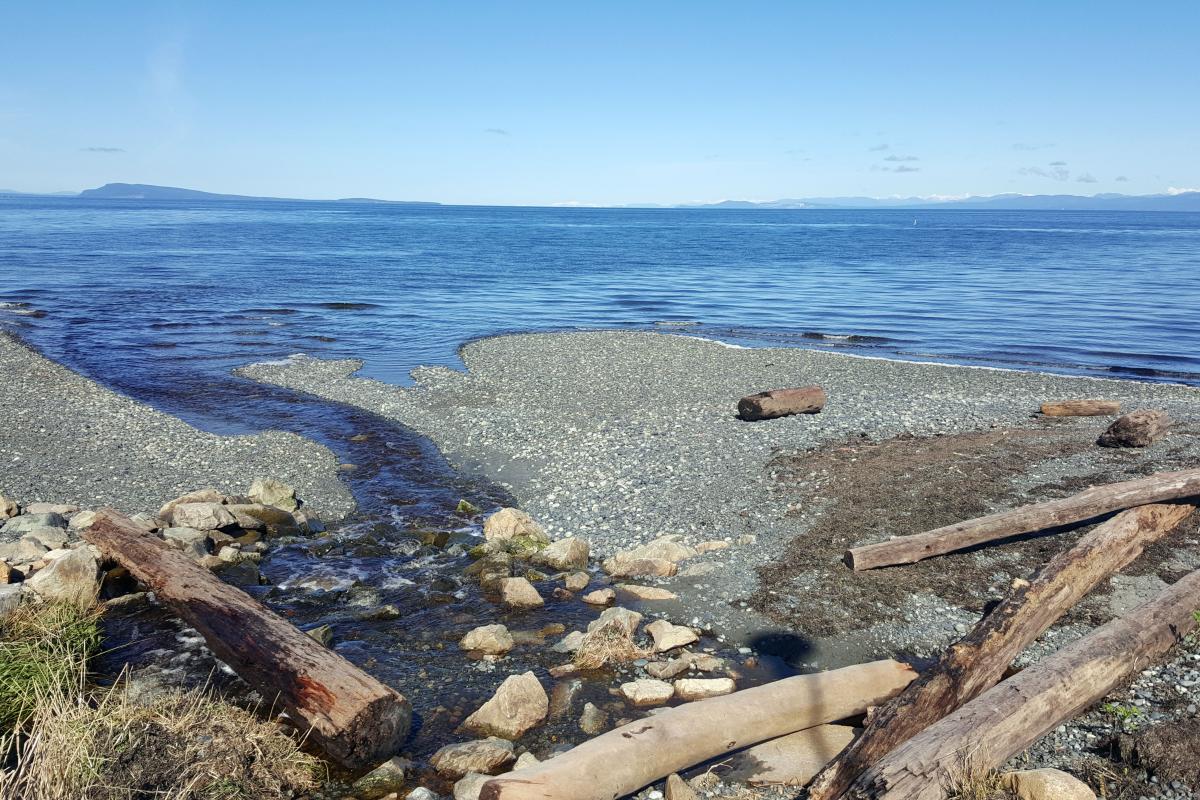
[808,503,1194,800]
[84,509,411,768]
[1039,399,1120,416]
[480,659,917,800]
[843,567,1200,800]
[846,468,1200,570]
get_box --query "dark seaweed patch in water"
[243,307,300,315]
[313,302,382,311]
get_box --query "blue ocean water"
[3,197,1200,438]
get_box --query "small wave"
[314,301,382,311]
[243,307,300,315]
[802,331,893,344]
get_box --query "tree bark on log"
[845,468,1200,570]
[809,503,1194,800]
[1039,400,1121,416]
[843,567,1200,800]
[738,386,826,421]
[479,659,917,800]
[84,509,411,768]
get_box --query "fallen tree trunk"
[738,386,826,421]
[480,659,917,800]
[845,467,1200,570]
[1040,399,1121,416]
[808,503,1194,800]
[84,509,410,768]
[844,566,1200,800]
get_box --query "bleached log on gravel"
[843,567,1200,800]
[845,468,1200,570]
[1039,399,1121,416]
[479,659,916,800]
[809,503,1194,800]
[84,509,410,768]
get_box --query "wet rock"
[28,547,98,607]
[455,498,481,516]
[431,737,516,778]
[1097,409,1171,448]
[665,773,697,800]
[461,671,549,739]
[3,512,67,535]
[620,678,674,707]
[564,571,590,592]
[602,558,678,579]
[532,537,589,570]
[248,478,299,511]
[1002,768,1095,800]
[552,630,586,653]
[673,677,735,701]
[158,488,224,519]
[645,620,698,652]
[0,537,49,563]
[0,495,18,519]
[499,577,544,609]
[549,678,583,718]
[306,624,334,647]
[352,755,410,800]
[460,624,514,655]
[587,606,642,636]
[618,584,677,601]
[209,558,261,587]
[453,773,491,800]
[169,502,237,531]
[579,701,608,734]
[483,507,547,544]
[581,587,615,605]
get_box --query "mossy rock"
[455,499,482,516]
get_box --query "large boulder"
[460,624,514,655]
[460,671,549,739]
[158,488,224,519]
[28,547,99,608]
[498,577,544,609]
[430,737,515,779]
[532,537,589,570]
[248,478,299,511]
[483,508,548,544]
[169,502,237,531]
[2,512,67,536]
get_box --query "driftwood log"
[738,386,826,421]
[844,566,1200,799]
[84,509,411,768]
[1039,399,1121,416]
[1098,409,1171,448]
[480,659,916,800]
[845,467,1200,570]
[808,503,1194,800]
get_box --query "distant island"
[2,183,1198,211]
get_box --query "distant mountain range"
[1,183,1198,211]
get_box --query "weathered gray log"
[84,509,410,768]
[1097,409,1171,448]
[480,659,917,800]
[845,467,1200,570]
[1040,399,1121,416]
[808,503,1194,800]
[844,566,1200,800]
[738,386,826,421]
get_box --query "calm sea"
[3,197,1200,439]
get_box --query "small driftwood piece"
[808,503,1194,800]
[845,467,1200,570]
[479,659,916,800]
[84,509,411,768]
[1098,409,1171,448]
[844,566,1200,800]
[738,386,826,421]
[1039,399,1121,416]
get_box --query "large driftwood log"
[846,467,1200,570]
[1039,399,1121,416]
[84,510,410,768]
[1097,409,1171,448]
[844,567,1200,800]
[738,386,826,421]
[480,659,916,800]
[809,503,1194,800]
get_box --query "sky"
[1,1,1198,206]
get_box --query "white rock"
[483,508,548,543]
[460,624,515,655]
[532,537,589,570]
[169,502,236,531]
[28,547,98,608]
[645,620,698,652]
[461,671,549,739]
[1002,768,1096,800]
[673,678,736,701]
[620,678,674,706]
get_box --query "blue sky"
[2,1,1198,205]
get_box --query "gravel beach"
[0,333,354,521]
[241,330,1200,660]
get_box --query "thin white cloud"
[81,146,125,153]
[1167,186,1199,195]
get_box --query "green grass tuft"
[0,601,101,729]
